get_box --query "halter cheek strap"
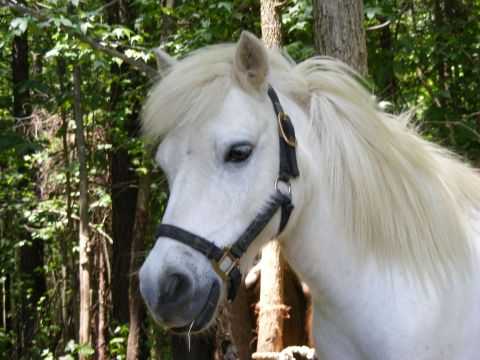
[155,86,299,301]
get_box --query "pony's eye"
[225,143,253,163]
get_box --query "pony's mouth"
[170,281,221,334]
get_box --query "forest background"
[0,0,479,358]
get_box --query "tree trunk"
[260,0,283,48]
[2,274,11,359]
[109,0,139,325]
[97,245,107,360]
[216,285,256,359]
[111,145,137,324]
[126,167,152,360]
[257,0,287,354]
[12,27,46,358]
[160,0,176,44]
[433,0,447,107]
[256,241,285,353]
[73,65,92,357]
[378,17,397,101]
[312,0,367,76]
[12,31,30,119]
[58,57,77,344]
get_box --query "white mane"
[142,45,480,284]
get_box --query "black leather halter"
[155,86,300,301]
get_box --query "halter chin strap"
[155,86,299,301]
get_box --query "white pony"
[139,31,480,359]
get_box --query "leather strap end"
[227,267,242,301]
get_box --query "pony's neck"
[273,91,356,297]
[280,191,361,299]
[275,83,475,297]
[278,130,358,301]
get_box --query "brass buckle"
[278,112,297,147]
[211,246,239,281]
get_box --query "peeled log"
[256,240,285,352]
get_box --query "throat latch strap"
[155,86,299,301]
[267,86,299,180]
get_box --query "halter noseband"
[155,86,299,301]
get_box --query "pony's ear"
[155,48,176,75]
[234,31,269,94]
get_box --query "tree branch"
[366,19,391,31]
[74,32,159,80]
[94,0,119,13]
[424,120,480,142]
[45,208,114,244]
[416,67,442,108]
[1,0,159,80]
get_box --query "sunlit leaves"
[365,0,480,159]
[283,0,314,61]
[365,7,383,20]
[1,0,479,357]
[10,16,29,35]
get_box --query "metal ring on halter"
[274,176,292,198]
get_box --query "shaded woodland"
[0,0,479,358]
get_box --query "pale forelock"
[141,44,306,145]
[142,45,235,145]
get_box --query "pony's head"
[139,32,305,333]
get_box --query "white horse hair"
[140,31,480,359]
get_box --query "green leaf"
[60,18,73,27]
[10,18,28,33]
[77,343,95,356]
[217,2,231,11]
[71,0,79,7]
[59,355,75,360]
[109,337,125,344]
[45,48,59,58]
[161,6,174,15]
[366,7,382,20]
[112,28,125,38]
[64,339,76,353]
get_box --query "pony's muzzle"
[140,267,195,324]
[139,245,223,333]
[159,272,194,310]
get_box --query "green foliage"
[0,0,479,357]
[160,0,260,56]
[365,0,480,160]
[283,0,315,61]
[108,324,129,359]
[41,339,95,359]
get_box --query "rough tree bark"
[257,0,286,354]
[260,0,283,48]
[376,14,396,100]
[58,57,78,345]
[256,241,285,353]
[12,26,46,358]
[126,166,152,360]
[12,31,30,118]
[312,0,367,76]
[109,0,139,326]
[160,0,176,44]
[97,243,107,360]
[73,65,92,357]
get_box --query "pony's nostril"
[160,272,192,305]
